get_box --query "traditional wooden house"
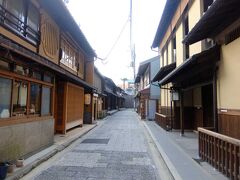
[183,0,240,178]
[135,56,160,120]
[152,0,215,131]
[93,67,107,120]
[0,0,95,162]
[152,0,240,178]
[116,87,125,109]
[103,77,118,111]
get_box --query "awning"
[184,0,240,45]
[152,62,176,82]
[159,45,220,86]
[104,88,118,97]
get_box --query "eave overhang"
[134,76,140,83]
[183,0,240,45]
[137,62,149,76]
[39,0,96,57]
[152,62,176,82]
[159,45,220,86]
[152,0,180,48]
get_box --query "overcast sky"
[66,0,166,85]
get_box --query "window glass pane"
[27,3,39,44]
[0,77,12,118]
[12,81,28,116]
[30,84,41,114]
[43,74,53,83]
[27,4,39,31]
[41,87,51,115]
[6,0,25,28]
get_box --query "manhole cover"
[81,138,110,144]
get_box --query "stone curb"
[142,121,182,180]
[6,123,98,180]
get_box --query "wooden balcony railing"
[0,4,40,45]
[198,128,240,179]
[155,113,171,130]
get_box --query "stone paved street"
[24,109,170,180]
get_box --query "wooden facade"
[55,82,84,134]
[93,67,107,120]
[103,77,123,111]
[0,0,95,161]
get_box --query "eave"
[183,0,240,45]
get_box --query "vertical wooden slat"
[214,137,217,167]
[230,144,233,179]
[221,140,224,173]
[198,128,240,179]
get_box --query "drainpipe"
[213,67,218,132]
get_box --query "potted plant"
[0,162,8,179]
[16,158,24,168]
[6,162,15,173]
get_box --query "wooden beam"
[213,67,218,132]
[180,90,184,136]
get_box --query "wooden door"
[202,84,214,127]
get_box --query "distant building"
[93,67,107,120]
[135,56,160,120]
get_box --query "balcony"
[0,4,40,46]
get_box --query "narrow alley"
[22,109,172,180]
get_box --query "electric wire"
[97,17,130,64]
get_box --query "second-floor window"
[172,36,176,63]
[184,16,189,60]
[61,37,77,71]
[27,3,39,42]
[161,50,164,67]
[0,0,40,45]
[144,67,150,87]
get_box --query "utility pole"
[130,0,135,80]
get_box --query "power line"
[97,17,130,64]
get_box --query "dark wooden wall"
[218,111,240,139]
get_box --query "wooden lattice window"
[60,37,78,71]
[41,18,59,58]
